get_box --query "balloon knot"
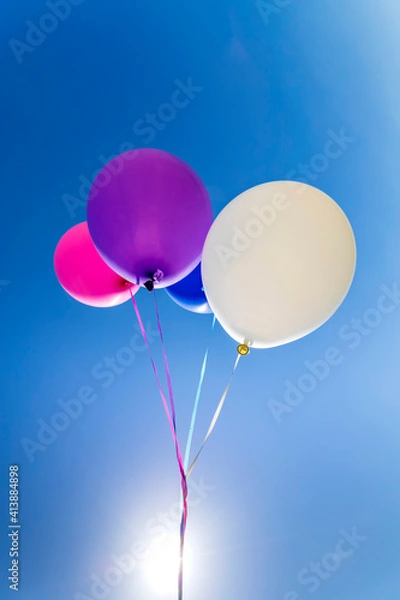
[144,269,164,292]
[143,280,154,292]
[237,343,250,356]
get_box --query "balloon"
[86,149,213,289]
[201,181,356,349]
[54,222,138,308]
[165,263,212,314]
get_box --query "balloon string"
[184,315,216,471]
[153,292,178,431]
[152,292,187,496]
[130,291,188,600]
[152,292,189,600]
[186,352,241,479]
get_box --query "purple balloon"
[87,149,213,288]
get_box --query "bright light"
[143,533,193,595]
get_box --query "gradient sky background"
[1,1,400,599]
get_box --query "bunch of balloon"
[53,156,357,600]
[201,180,357,351]
[54,148,213,305]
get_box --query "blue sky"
[1,1,400,599]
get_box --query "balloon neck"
[144,269,164,292]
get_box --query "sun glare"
[143,534,193,595]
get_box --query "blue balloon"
[165,263,212,314]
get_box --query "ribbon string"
[152,292,188,598]
[153,292,177,429]
[130,291,188,600]
[131,291,242,599]
[186,352,241,479]
[184,315,216,471]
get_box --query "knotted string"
[130,290,188,600]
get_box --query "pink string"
[153,292,177,429]
[130,290,188,600]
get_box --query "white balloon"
[201,181,356,349]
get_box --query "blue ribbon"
[184,315,216,471]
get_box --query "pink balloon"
[54,222,138,308]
